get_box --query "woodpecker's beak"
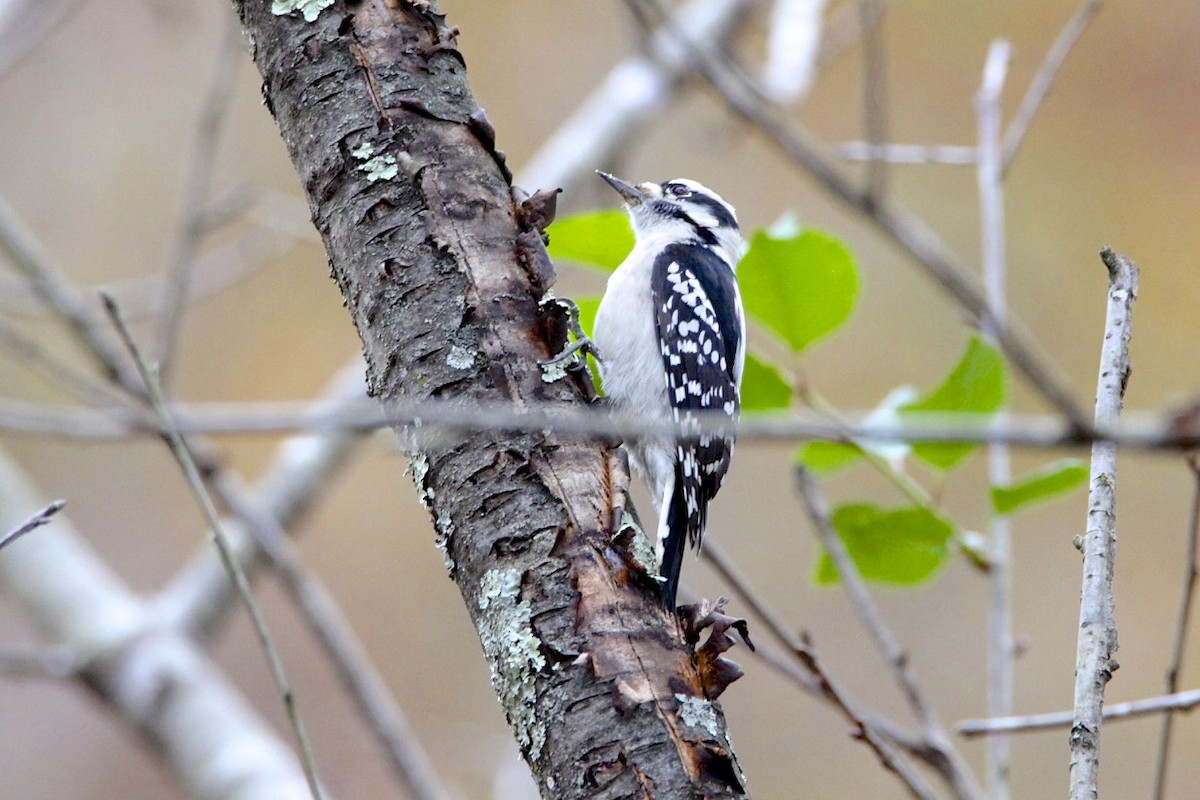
[597,171,647,206]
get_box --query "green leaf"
[545,210,633,272]
[991,459,1088,516]
[739,229,858,354]
[796,441,864,475]
[573,296,603,394]
[899,336,1006,470]
[814,504,954,586]
[741,352,793,412]
[575,296,600,337]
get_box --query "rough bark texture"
[233,2,749,797]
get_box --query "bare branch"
[0,447,315,800]
[835,142,977,164]
[960,689,1200,737]
[11,393,1200,452]
[1151,455,1200,799]
[155,16,245,381]
[857,0,889,201]
[795,467,985,800]
[517,0,753,195]
[796,636,940,800]
[975,38,1014,800]
[0,498,64,552]
[0,194,141,389]
[103,294,326,800]
[1069,248,1138,799]
[1001,0,1101,172]
[624,0,1090,433]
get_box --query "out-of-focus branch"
[857,0,889,201]
[975,38,1013,800]
[796,466,985,800]
[835,142,976,164]
[11,394,1200,451]
[1001,0,1101,171]
[0,447,314,800]
[104,294,326,800]
[1151,455,1200,799]
[155,16,245,382]
[1069,248,1138,800]
[626,0,1089,432]
[796,637,939,800]
[517,0,753,195]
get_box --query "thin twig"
[797,635,939,800]
[795,466,986,800]
[702,538,804,654]
[0,446,316,798]
[101,293,326,800]
[517,0,754,194]
[0,317,143,411]
[959,688,1200,737]
[835,142,977,164]
[0,193,309,318]
[1069,248,1137,800]
[703,539,973,780]
[975,38,1013,800]
[1150,454,1200,799]
[1001,0,1101,172]
[210,470,451,800]
[11,393,1200,452]
[0,194,141,390]
[857,0,889,201]
[0,499,65,552]
[623,0,1090,434]
[154,16,244,381]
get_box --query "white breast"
[592,242,676,507]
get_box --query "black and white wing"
[651,242,744,556]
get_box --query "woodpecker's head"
[597,171,742,267]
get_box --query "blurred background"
[1,0,1199,797]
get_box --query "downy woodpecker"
[592,172,745,609]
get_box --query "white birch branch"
[0,446,313,800]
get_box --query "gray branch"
[1069,248,1138,799]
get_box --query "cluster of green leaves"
[547,211,1087,587]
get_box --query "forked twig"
[795,466,985,800]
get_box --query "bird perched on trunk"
[591,172,745,610]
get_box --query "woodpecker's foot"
[538,295,604,370]
[677,597,755,699]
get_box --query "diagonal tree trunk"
[232,1,749,796]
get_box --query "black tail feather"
[660,477,689,610]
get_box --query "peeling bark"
[231,1,749,796]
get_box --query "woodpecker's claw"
[538,295,604,369]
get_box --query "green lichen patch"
[675,694,720,737]
[478,568,547,759]
[351,141,400,183]
[446,344,477,370]
[270,0,334,23]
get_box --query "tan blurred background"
[2,0,1199,797]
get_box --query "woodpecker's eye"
[666,183,690,198]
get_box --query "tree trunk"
[231,1,750,797]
